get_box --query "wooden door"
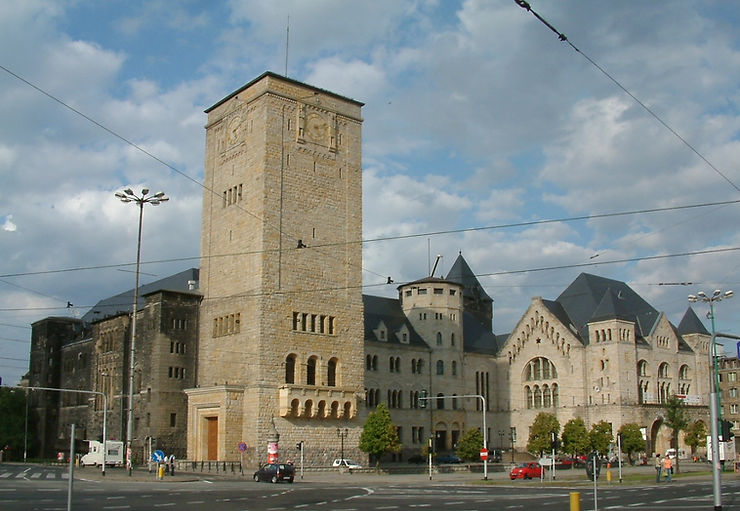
[207,417,218,460]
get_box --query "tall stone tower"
[186,72,365,465]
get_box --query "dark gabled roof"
[541,299,579,337]
[554,273,659,344]
[677,307,711,336]
[82,268,200,323]
[461,311,501,355]
[446,253,492,303]
[362,295,428,348]
[669,321,695,353]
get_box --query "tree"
[561,418,590,466]
[588,421,613,455]
[663,395,689,473]
[0,387,31,461]
[617,423,646,465]
[455,428,484,462]
[526,412,559,455]
[358,403,401,469]
[683,420,707,458]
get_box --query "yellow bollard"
[569,491,581,511]
[158,463,164,480]
[606,467,612,482]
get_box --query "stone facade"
[186,72,365,466]
[27,279,201,462]
[27,72,714,467]
[718,356,740,453]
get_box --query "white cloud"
[2,215,17,232]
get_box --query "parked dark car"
[253,463,295,483]
[435,454,462,464]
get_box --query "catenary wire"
[0,198,737,279]
[514,0,740,193]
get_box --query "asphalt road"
[2,462,739,510]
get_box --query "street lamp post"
[337,428,348,464]
[116,188,168,476]
[510,428,517,463]
[688,289,733,420]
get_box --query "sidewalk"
[74,461,722,486]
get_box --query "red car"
[509,462,543,480]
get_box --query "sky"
[1,0,740,386]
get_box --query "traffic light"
[419,389,427,409]
[721,420,734,441]
[550,432,559,451]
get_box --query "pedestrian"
[663,455,672,482]
[169,454,176,476]
[654,453,662,482]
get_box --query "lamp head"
[697,291,707,299]
[725,290,734,299]
[124,188,134,196]
[688,295,697,303]
[141,188,149,196]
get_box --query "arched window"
[436,360,444,375]
[436,332,443,346]
[366,355,372,370]
[452,394,458,410]
[395,357,401,372]
[436,393,445,409]
[306,356,317,385]
[372,355,378,370]
[552,383,559,407]
[285,354,296,384]
[679,364,690,380]
[327,358,337,387]
[526,386,533,409]
[534,386,542,409]
[411,359,417,373]
[452,360,457,376]
[389,356,395,372]
[658,362,670,378]
[543,384,551,407]
[637,360,648,377]
[451,333,455,346]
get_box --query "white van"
[80,440,124,467]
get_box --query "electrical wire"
[514,0,740,192]
[0,245,737,314]
[0,198,737,279]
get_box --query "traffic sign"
[479,448,489,461]
[238,442,247,452]
[152,449,165,462]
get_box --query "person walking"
[654,453,662,482]
[663,455,672,482]
[169,454,176,476]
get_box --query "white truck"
[80,440,124,467]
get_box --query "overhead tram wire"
[514,0,740,193]
[1,246,739,315]
[0,64,386,283]
[3,63,738,290]
[1,198,738,280]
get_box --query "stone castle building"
[26,72,712,464]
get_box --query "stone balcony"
[278,384,358,419]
